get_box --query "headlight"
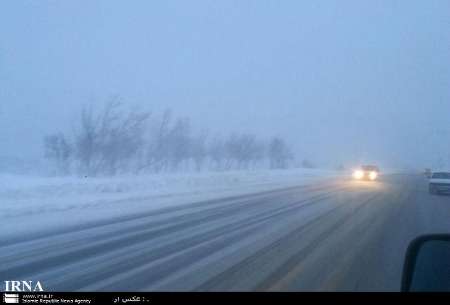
[369,171,378,180]
[353,170,364,179]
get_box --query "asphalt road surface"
[1,174,449,291]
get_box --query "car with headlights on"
[353,165,380,181]
[428,172,450,195]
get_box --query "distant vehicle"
[352,165,380,181]
[428,172,450,195]
[424,168,432,178]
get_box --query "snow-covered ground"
[1,168,342,239]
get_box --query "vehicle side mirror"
[401,234,450,291]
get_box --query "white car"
[429,172,450,195]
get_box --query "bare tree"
[191,131,208,171]
[268,137,293,169]
[75,104,100,175]
[223,133,239,169]
[74,99,149,176]
[146,109,172,172]
[208,136,226,170]
[167,117,191,171]
[44,133,72,174]
[225,133,265,169]
[45,100,299,175]
[97,100,149,175]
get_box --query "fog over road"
[1,174,449,291]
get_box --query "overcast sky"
[1,0,449,169]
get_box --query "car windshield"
[432,173,450,179]
[1,0,450,295]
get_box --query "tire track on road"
[194,191,382,291]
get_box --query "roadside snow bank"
[0,168,341,238]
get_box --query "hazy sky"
[1,0,449,168]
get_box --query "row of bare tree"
[44,100,295,176]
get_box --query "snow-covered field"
[1,168,342,239]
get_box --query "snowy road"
[1,174,449,291]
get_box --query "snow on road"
[1,168,341,239]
